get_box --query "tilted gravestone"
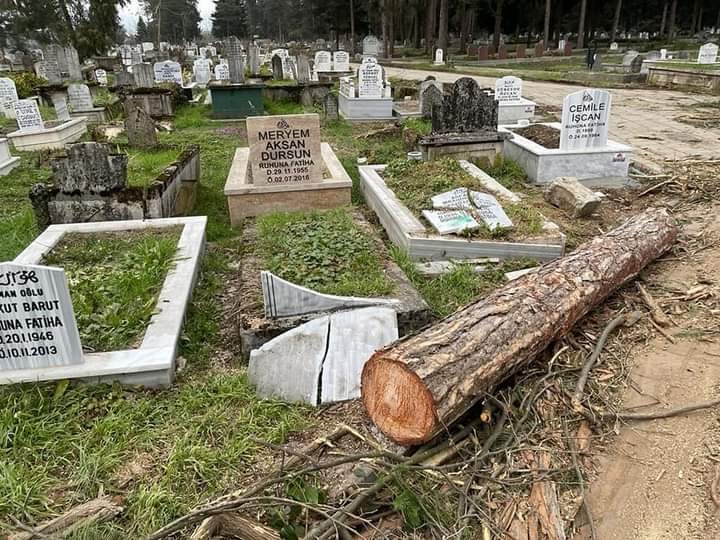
[271,54,284,80]
[431,77,497,134]
[0,262,83,371]
[50,92,71,122]
[124,104,158,149]
[225,37,245,84]
[296,54,311,84]
[246,113,323,186]
[132,63,155,88]
[67,83,93,112]
[14,100,44,133]
[51,142,127,194]
[559,89,612,151]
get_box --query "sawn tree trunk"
[362,209,678,446]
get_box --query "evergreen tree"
[212,0,248,38]
[144,0,202,43]
[137,16,150,42]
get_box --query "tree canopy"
[143,0,202,43]
[212,0,248,38]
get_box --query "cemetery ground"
[1,99,720,539]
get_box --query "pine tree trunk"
[389,0,395,57]
[350,0,356,54]
[543,0,552,48]
[382,0,389,57]
[492,0,504,51]
[438,0,448,58]
[425,0,438,54]
[660,0,669,37]
[362,209,678,446]
[577,0,588,48]
[413,1,422,48]
[668,0,678,40]
[610,0,622,42]
[691,0,699,34]
[458,1,467,53]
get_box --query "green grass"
[256,208,393,297]
[43,230,180,351]
[263,99,316,116]
[382,158,544,239]
[125,147,180,187]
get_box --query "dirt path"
[382,65,720,170]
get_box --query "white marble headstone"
[470,192,514,230]
[698,43,719,64]
[494,76,522,102]
[95,69,108,86]
[560,89,612,151]
[422,210,479,235]
[333,51,350,71]
[13,100,44,133]
[0,263,83,371]
[357,57,384,98]
[0,78,19,119]
[434,48,445,64]
[214,64,230,81]
[154,61,183,84]
[50,93,71,122]
[193,59,212,85]
[314,51,332,71]
[609,42,618,51]
[431,188,473,210]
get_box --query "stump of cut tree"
[361,208,678,446]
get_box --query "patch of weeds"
[173,105,213,130]
[474,155,527,190]
[43,230,180,352]
[263,99,310,116]
[322,118,406,165]
[391,246,536,317]
[125,146,180,187]
[256,208,393,297]
[402,117,432,136]
[383,158,544,240]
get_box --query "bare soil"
[514,123,561,149]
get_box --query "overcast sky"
[118,0,215,34]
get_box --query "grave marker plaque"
[95,69,108,86]
[0,262,83,371]
[214,64,230,81]
[357,58,384,98]
[494,76,522,102]
[560,89,611,151]
[247,113,323,186]
[698,43,719,64]
[14,100,44,133]
[153,61,182,84]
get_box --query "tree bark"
[382,0,389,57]
[577,0,588,48]
[438,0,449,59]
[690,0,699,34]
[458,0,468,53]
[190,514,280,540]
[610,0,622,42]
[425,0,438,54]
[660,0,668,37]
[389,0,395,57]
[668,0,678,40]
[362,209,678,446]
[543,0,552,49]
[349,0,356,54]
[492,0,505,51]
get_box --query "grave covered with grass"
[256,208,394,297]
[42,230,180,351]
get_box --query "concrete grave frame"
[2,216,206,387]
[499,122,633,185]
[224,143,352,224]
[359,161,565,262]
[7,118,87,152]
[498,98,536,125]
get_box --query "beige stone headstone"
[247,113,323,186]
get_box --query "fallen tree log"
[361,208,678,446]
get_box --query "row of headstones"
[468,41,572,61]
[0,77,95,124]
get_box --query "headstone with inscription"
[132,63,155,88]
[193,59,212,85]
[0,78,19,119]
[560,89,611,151]
[314,51,332,71]
[698,43,719,64]
[43,45,62,84]
[214,63,230,81]
[14,100,44,133]
[363,35,380,58]
[246,113,323,186]
[153,61,183,85]
[357,57,384,98]
[67,84,94,112]
[323,93,339,121]
[0,263,83,371]
[494,76,522,102]
[95,69,108,86]
[333,51,350,71]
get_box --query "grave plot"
[500,88,633,186]
[1,216,206,387]
[236,208,431,359]
[338,57,395,121]
[7,99,87,151]
[224,112,352,223]
[359,158,565,261]
[29,142,200,227]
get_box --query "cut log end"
[361,354,438,445]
